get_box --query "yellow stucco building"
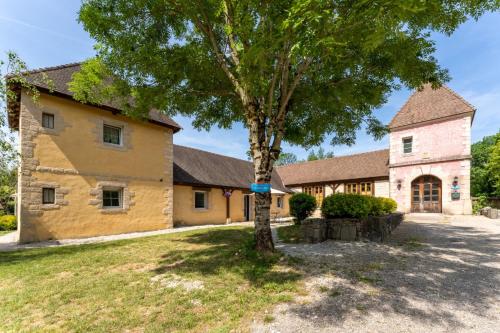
[7,63,290,243]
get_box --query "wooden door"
[411,176,441,213]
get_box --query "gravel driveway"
[253,214,500,333]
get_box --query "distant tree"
[487,139,500,196]
[307,147,334,161]
[0,51,53,214]
[73,0,498,252]
[471,132,499,197]
[275,152,298,166]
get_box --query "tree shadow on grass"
[275,220,500,330]
[150,227,303,287]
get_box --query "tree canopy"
[471,132,499,197]
[307,147,334,161]
[72,0,499,251]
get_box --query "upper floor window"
[194,191,208,209]
[42,113,54,129]
[103,188,122,208]
[42,188,55,204]
[103,124,122,145]
[403,137,413,154]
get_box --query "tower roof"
[389,84,475,129]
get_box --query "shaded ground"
[0,227,302,332]
[254,214,500,333]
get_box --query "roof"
[173,145,291,192]
[276,149,389,186]
[6,63,181,132]
[389,84,475,129]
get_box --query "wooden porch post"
[222,188,234,224]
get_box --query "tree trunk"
[254,191,274,252]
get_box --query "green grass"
[276,224,302,243]
[0,227,303,332]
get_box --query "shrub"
[289,193,316,223]
[322,193,372,218]
[472,195,489,214]
[0,215,16,231]
[321,194,397,218]
[378,197,397,214]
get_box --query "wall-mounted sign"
[451,177,460,200]
[250,183,271,193]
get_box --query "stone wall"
[301,213,404,243]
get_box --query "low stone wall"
[301,212,404,243]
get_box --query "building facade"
[388,85,474,214]
[7,63,474,243]
[276,85,474,215]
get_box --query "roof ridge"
[276,148,389,168]
[174,144,252,165]
[21,62,82,76]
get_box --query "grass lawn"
[0,227,303,332]
[277,224,303,243]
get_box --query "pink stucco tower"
[389,85,475,215]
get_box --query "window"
[276,196,284,209]
[42,188,55,204]
[102,189,122,208]
[403,137,413,154]
[194,191,208,209]
[303,186,324,207]
[42,113,54,129]
[345,183,358,194]
[360,182,372,196]
[103,124,122,145]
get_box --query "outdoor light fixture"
[397,180,402,190]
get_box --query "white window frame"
[102,187,123,209]
[402,136,413,154]
[103,124,123,146]
[194,190,208,210]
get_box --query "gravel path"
[253,214,500,333]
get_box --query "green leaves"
[73,0,498,150]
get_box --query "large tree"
[72,0,498,252]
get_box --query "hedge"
[289,193,316,223]
[0,215,16,231]
[321,193,397,218]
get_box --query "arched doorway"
[411,175,442,213]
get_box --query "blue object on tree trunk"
[251,183,271,193]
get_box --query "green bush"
[378,197,397,214]
[289,193,316,223]
[321,194,397,218]
[0,215,16,231]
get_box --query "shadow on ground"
[272,219,500,330]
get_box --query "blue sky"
[1,1,499,160]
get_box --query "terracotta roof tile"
[389,84,475,129]
[173,145,291,192]
[276,149,389,186]
[7,63,181,132]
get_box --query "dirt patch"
[150,273,204,291]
